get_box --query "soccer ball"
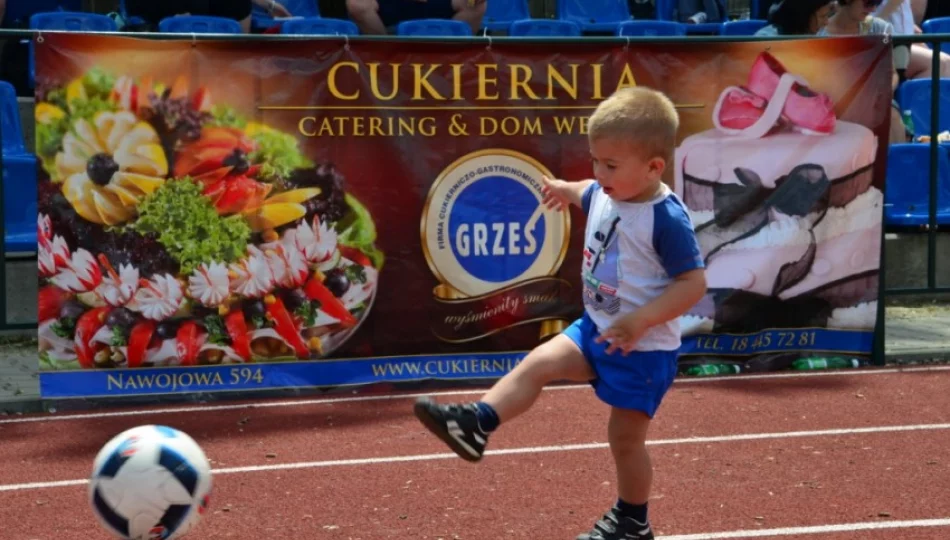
[88,425,212,540]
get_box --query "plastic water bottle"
[792,358,861,370]
[685,364,741,376]
[902,110,915,138]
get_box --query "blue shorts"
[563,314,679,418]
[377,0,456,27]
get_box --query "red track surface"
[1,367,949,539]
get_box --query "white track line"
[659,517,950,539]
[2,422,948,493]
[4,365,949,425]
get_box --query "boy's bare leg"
[414,334,594,461]
[481,334,596,423]
[608,407,653,505]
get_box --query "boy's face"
[589,136,666,203]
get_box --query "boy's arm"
[629,268,706,329]
[542,176,596,211]
[565,179,596,209]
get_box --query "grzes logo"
[420,149,574,343]
[421,149,569,297]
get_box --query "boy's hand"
[540,175,574,211]
[595,312,651,355]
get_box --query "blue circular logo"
[448,176,546,283]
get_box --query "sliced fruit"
[35,103,66,124]
[115,172,165,196]
[244,202,307,232]
[263,188,321,205]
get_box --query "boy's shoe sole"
[413,397,484,463]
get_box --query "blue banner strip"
[679,328,874,356]
[39,353,528,398]
[39,329,873,398]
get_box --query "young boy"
[413,87,707,540]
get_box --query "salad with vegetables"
[36,69,383,370]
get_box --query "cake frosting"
[693,187,882,299]
[675,121,878,212]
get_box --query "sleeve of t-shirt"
[581,182,598,215]
[652,197,705,278]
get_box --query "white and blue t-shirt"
[580,182,704,352]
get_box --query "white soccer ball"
[89,425,213,540]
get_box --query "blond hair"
[587,87,680,163]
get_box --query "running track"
[1,366,949,539]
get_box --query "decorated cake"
[36,70,383,370]
[673,52,881,335]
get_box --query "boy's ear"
[648,156,666,177]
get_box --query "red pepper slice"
[303,276,358,328]
[339,245,373,268]
[74,307,111,369]
[126,320,156,368]
[39,285,68,322]
[224,310,252,361]
[265,296,311,359]
[175,321,201,366]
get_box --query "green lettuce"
[337,193,384,270]
[249,128,312,182]
[129,179,251,275]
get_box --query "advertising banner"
[34,35,892,397]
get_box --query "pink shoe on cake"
[716,87,769,131]
[714,72,836,138]
[743,51,836,135]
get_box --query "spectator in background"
[824,0,908,143]
[124,0,291,33]
[874,0,950,80]
[754,0,835,36]
[346,0,487,35]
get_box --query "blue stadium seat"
[884,143,950,228]
[720,19,768,36]
[396,19,473,36]
[28,12,117,88]
[1,0,81,27]
[0,81,38,253]
[896,79,950,139]
[556,0,632,33]
[483,0,531,32]
[654,0,723,33]
[281,17,359,35]
[252,0,320,31]
[158,15,243,34]
[921,17,950,33]
[616,20,686,36]
[922,17,950,51]
[509,19,582,37]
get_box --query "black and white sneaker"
[576,507,654,540]
[413,397,489,462]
